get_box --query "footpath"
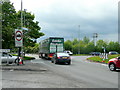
[1,61,47,72]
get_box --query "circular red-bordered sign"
[15,31,23,41]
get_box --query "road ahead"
[2,55,118,88]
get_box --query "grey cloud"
[36,0,118,42]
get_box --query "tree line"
[64,37,120,54]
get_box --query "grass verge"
[87,54,120,64]
[73,54,89,56]
[12,54,35,60]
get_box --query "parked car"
[51,52,71,65]
[108,56,120,71]
[64,50,73,55]
[1,52,18,64]
[90,52,101,56]
[108,51,119,55]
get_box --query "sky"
[10,0,119,42]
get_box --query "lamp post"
[18,0,23,57]
[17,0,23,65]
[78,25,80,54]
[24,9,27,27]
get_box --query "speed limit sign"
[15,29,23,47]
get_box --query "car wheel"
[51,60,54,63]
[109,63,116,71]
[54,60,57,64]
[15,58,19,64]
[68,61,71,65]
[14,59,17,63]
[9,62,12,64]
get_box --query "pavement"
[1,61,47,72]
[1,54,47,72]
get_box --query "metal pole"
[21,0,23,61]
[78,25,80,54]
[93,33,98,46]
[56,45,57,53]
[21,0,23,28]
[24,9,27,27]
[93,33,95,46]
[17,0,23,65]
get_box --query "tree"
[17,10,44,47]
[107,41,120,53]
[96,40,107,52]
[83,36,90,44]
[72,38,79,45]
[2,2,20,49]
[24,43,39,53]
[85,42,95,54]
[2,1,44,49]
[64,40,72,51]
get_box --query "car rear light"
[67,57,71,59]
[49,53,54,58]
[57,57,61,59]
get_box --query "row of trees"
[2,1,44,50]
[64,37,120,54]
[21,37,120,54]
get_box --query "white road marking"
[101,64,108,67]
[84,60,108,67]
[31,60,45,64]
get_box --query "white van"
[64,51,73,55]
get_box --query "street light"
[78,25,80,54]
[24,9,27,27]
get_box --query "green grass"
[12,54,35,60]
[23,56,35,60]
[87,54,120,63]
[73,54,89,56]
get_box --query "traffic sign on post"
[15,29,23,47]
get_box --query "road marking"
[84,60,108,67]
[101,64,108,67]
[31,60,45,64]
[10,69,14,71]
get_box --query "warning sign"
[15,29,23,47]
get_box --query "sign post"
[15,29,23,65]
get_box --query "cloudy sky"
[10,0,119,42]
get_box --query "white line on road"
[101,64,108,67]
[31,60,45,64]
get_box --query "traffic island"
[87,54,120,64]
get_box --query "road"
[2,55,119,88]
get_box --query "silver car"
[1,52,18,64]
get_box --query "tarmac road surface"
[2,55,119,88]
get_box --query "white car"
[64,51,73,55]
[108,51,119,55]
[1,52,18,64]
